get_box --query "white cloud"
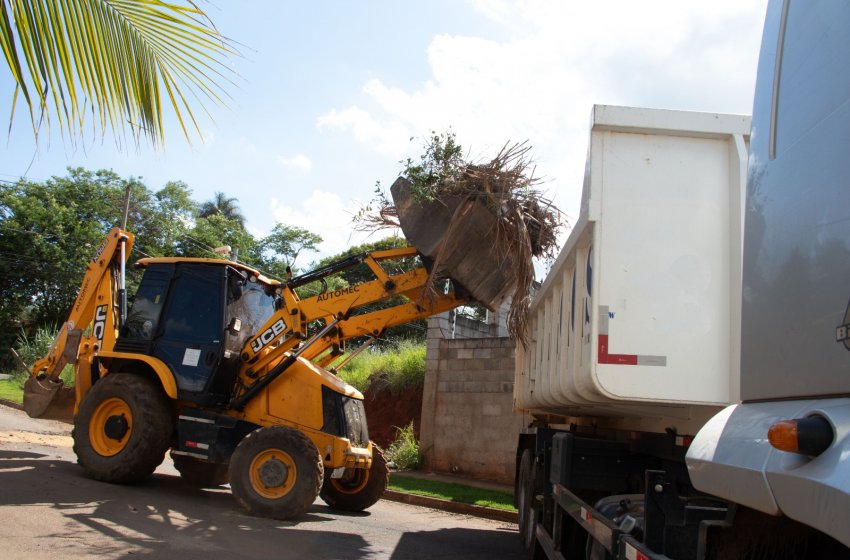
[316,106,411,157]
[317,1,768,220]
[276,153,312,172]
[269,191,386,262]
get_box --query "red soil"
[363,384,423,449]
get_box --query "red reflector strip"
[598,335,638,365]
[624,542,650,560]
[581,507,592,523]
[185,441,198,448]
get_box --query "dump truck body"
[515,106,749,435]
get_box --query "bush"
[337,339,425,394]
[13,325,73,385]
[386,421,420,470]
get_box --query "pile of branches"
[357,134,564,343]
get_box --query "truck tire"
[518,449,536,548]
[229,426,323,520]
[320,443,388,512]
[171,453,230,487]
[73,373,173,484]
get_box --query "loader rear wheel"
[172,453,230,487]
[319,443,388,512]
[73,374,173,484]
[230,426,323,520]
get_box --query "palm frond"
[0,0,238,147]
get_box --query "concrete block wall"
[419,311,525,485]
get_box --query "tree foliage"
[199,192,246,228]
[255,224,323,278]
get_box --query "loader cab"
[117,259,278,405]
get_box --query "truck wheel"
[518,449,536,548]
[320,443,388,511]
[73,373,173,484]
[230,426,323,520]
[172,453,229,487]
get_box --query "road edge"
[0,398,23,411]
[382,490,518,523]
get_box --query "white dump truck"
[514,2,850,558]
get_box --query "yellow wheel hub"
[89,397,132,456]
[249,449,296,499]
[330,468,370,495]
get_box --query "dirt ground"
[362,384,422,449]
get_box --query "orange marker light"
[768,416,834,456]
[767,420,800,453]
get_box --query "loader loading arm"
[224,245,470,411]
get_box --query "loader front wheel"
[172,453,230,487]
[73,374,173,484]
[319,443,388,512]
[230,426,323,520]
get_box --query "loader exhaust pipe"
[118,186,131,329]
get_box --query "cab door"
[153,264,226,401]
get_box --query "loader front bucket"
[23,376,75,423]
[391,177,519,310]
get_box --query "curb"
[382,490,518,523]
[0,398,23,411]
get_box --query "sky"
[0,0,769,268]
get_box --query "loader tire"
[73,373,173,484]
[319,443,388,512]
[172,453,230,487]
[230,426,323,520]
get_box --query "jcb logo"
[93,305,108,345]
[251,319,286,354]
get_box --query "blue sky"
[0,0,768,265]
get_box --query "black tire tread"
[518,449,534,548]
[319,443,388,512]
[229,426,323,520]
[73,373,173,484]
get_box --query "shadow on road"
[390,526,522,559]
[0,449,525,559]
[0,450,370,559]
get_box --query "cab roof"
[135,257,281,287]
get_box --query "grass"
[336,339,426,394]
[0,378,23,404]
[388,472,517,512]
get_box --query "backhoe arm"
[31,228,134,380]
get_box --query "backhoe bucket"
[23,376,75,423]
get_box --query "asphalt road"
[0,405,524,560]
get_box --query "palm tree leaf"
[2,0,237,147]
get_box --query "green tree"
[0,168,208,369]
[0,169,142,361]
[255,224,323,278]
[0,0,236,147]
[199,192,246,228]
[150,181,197,256]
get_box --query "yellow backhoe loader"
[24,226,470,519]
